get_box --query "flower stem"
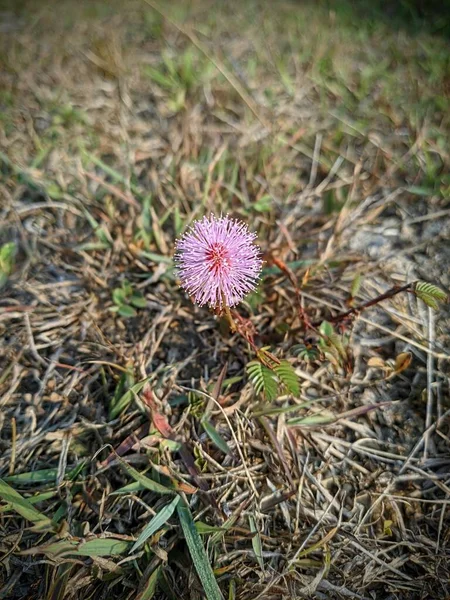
[222,294,236,332]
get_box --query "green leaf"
[130,294,147,308]
[67,460,87,481]
[137,566,161,600]
[109,375,152,419]
[109,481,145,496]
[248,515,264,570]
[318,321,347,367]
[291,344,319,362]
[417,295,440,310]
[350,273,362,298]
[5,468,58,484]
[109,371,133,418]
[287,413,335,426]
[0,490,58,514]
[140,250,173,265]
[416,282,447,301]
[0,242,16,275]
[415,281,447,309]
[160,439,182,452]
[319,320,335,338]
[246,361,278,401]
[195,522,225,535]
[122,280,133,296]
[0,242,16,288]
[130,496,180,552]
[144,66,175,90]
[21,540,78,557]
[326,333,347,360]
[176,500,224,600]
[22,537,131,558]
[77,538,130,557]
[112,288,127,306]
[228,580,236,600]
[0,479,55,531]
[23,491,58,504]
[118,304,137,318]
[4,459,83,489]
[77,241,110,252]
[117,458,175,496]
[273,361,300,397]
[81,150,142,197]
[201,419,232,455]
[82,209,111,246]
[405,186,434,196]
[253,194,272,212]
[223,376,243,389]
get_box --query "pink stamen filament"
[206,243,231,273]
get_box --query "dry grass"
[1,1,450,599]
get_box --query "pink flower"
[175,214,262,308]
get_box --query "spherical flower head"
[175,214,262,309]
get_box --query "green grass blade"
[130,495,180,552]
[82,150,142,197]
[201,419,231,455]
[248,515,264,570]
[5,468,58,484]
[195,522,225,535]
[0,490,58,514]
[3,462,84,487]
[287,413,335,426]
[118,304,137,318]
[24,491,58,504]
[20,540,79,557]
[176,500,224,600]
[137,566,161,600]
[22,537,131,557]
[139,250,173,265]
[109,481,145,495]
[77,538,131,557]
[109,376,150,419]
[0,479,55,531]
[117,457,175,496]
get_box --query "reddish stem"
[311,282,414,328]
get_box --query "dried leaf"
[394,352,412,374]
[367,357,386,369]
